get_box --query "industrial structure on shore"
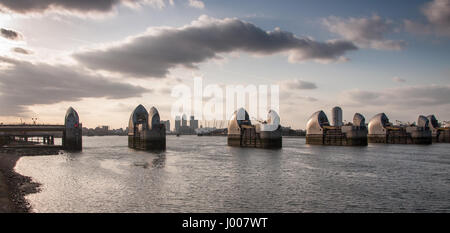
[306,107,368,146]
[0,107,82,151]
[128,105,166,150]
[367,113,432,144]
[227,108,282,148]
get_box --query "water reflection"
[152,153,166,168]
[13,135,450,213]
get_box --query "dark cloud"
[279,79,318,101]
[12,47,32,55]
[0,56,149,116]
[404,0,450,36]
[1,28,22,40]
[0,0,171,15]
[280,79,317,90]
[323,15,406,50]
[341,85,450,107]
[73,15,357,78]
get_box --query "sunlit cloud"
[73,15,357,78]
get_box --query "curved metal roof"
[368,113,389,135]
[65,107,79,122]
[260,109,280,132]
[427,115,439,129]
[148,106,161,130]
[417,115,429,128]
[353,113,366,127]
[128,104,148,133]
[306,110,329,135]
[228,108,251,135]
[65,107,79,128]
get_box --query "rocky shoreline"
[0,149,59,213]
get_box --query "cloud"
[404,0,450,36]
[341,84,450,107]
[12,47,33,55]
[392,76,406,83]
[423,0,450,31]
[299,96,318,102]
[1,28,22,40]
[280,79,317,90]
[323,15,406,50]
[188,0,204,9]
[279,79,318,102]
[0,56,149,116]
[0,0,173,16]
[73,15,357,78]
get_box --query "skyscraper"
[190,115,198,130]
[182,114,187,127]
[175,116,181,132]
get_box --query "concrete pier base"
[431,129,450,143]
[368,129,432,145]
[128,127,166,151]
[62,127,82,150]
[227,130,282,148]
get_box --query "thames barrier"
[227,108,282,148]
[305,107,368,146]
[367,113,432,144]
[427,115,450,143]
[128,105,166,150]
[0,107,82,151]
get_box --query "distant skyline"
[1,0,450,129]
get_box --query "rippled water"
[15,135,450,212]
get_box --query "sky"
[0,0,449,130]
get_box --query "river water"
[15,135,450,212]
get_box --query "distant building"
[190,115,199,130]
[173,114,196,135]
[160,120,171,132]
[331,106,343,127]
[82,125,127,136]
[175,116,181,133]
[182,114,187,127]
